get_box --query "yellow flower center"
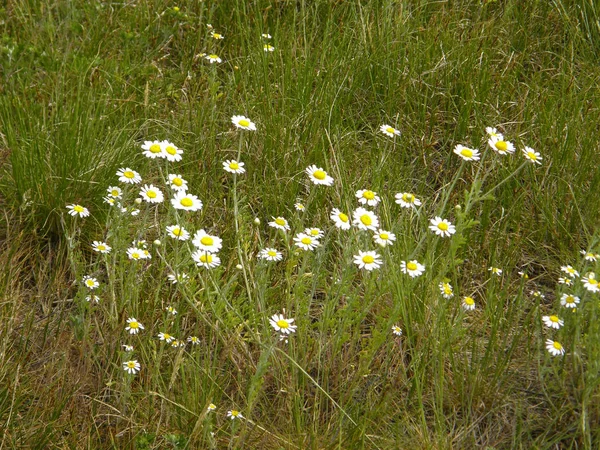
[238,119,250,127]
[464,297,475,305]
[200,254,213,263]
[229,162,239,170]
[127,361,136,368]
[403,193,414,202]
[309,229,320,236]
[172,227,182,236]
[124,171,135,178]
[213,33,221,39]
[566,296,574,303]
[363,190,375,200]
[74,205,84,212]
[495,141,508,151]
[407,262,417,271]
[338,213,348,222]
[86,280,95,286]
[301,237,312,245]
[380,233,389,240]
[111,189,119,196]
[267,250,277,257]
[97,244,106,250]
[527,151,537,160]
[443,285,452,294]
[386,127,395,134]
[209,54,219,59]
[180,198,193,207]
[231,410,240,417]
[553,341,563,350]
[275,218,286,226]
[132,252,140,259]
[150,143,161,153]
[276,320,289,328]
[313,170,326,180]
[437,222,448,231]
[163,334,171,340]
[201,236,214,246]
[129,322,139,329]
[362,255,375,264]
[360,214,372,225]
[567,267,575,273]
[147,190,157,198]
[589,278,598,286]
[460,148,473,158]
[166,145,177,155]
[172,177,183,186]
[549,315,559,323]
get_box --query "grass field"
[1,0,600,448]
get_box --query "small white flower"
[439,282,454,299]
[453,145,480,161]
[231,115,256,131]
[210,31,224,40]
[545,339,565,356]
[167,273,189,284]
[581,250,599,262]
[171,191,203,212]
[223,160,246,174]
[488,136,515,155]
[380,124,401,138]
[205,54,222,63]
[294,233,319,251]
[522,147,542,165]
[561,265,579,278]
[542,315,564,329]
[161,140,183,162]
[116,168,142,184]
[294,202,305,212]
[92,241,111,254]
[168,174,188,191]
[227,410,244,419]
[395,192,422,209]
[304,227,324,239]
[82,276,99,289]
[306,165,334,186]
[258,248,283,261]
[268,216,290,231]
[485,127,504,140]
[141,140,165,159]
[188,336,201,345]
[560,293,580,308]
[488,267,503,276]
[122,344,134,352]
[192,250,221,269]
[269,314,297,334]
[107,186,122,198]
[356,189,381,207]
[462,296,476,311]
[261,33,272,39]
[139,184,164,204]
[158,332,175,343]
[558,277,574,286]
[125,317,144,335]
[429,217,456,237]
[166,306,177,315]
[126,247,147,260]
[400,260,425,278]
[123,360,141,374]
[67,204,90,218]
[373,230,396,247]
[352,207,379,231]
[330,208,351,230]
[391,325,402,336]
[582,273,599,293]
[192,229,223,253]
[263,44,275,52]
[353,251,382,271]
[166,225,190,241]
[86,294,100,303]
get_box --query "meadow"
[1,0,600,448]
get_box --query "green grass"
[1,0,600,448]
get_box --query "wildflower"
[558,277,574,286]
[158,332,175,343]
[306,165,334,186]
[123,360,141,374]
[331,208,351,230]
[223,160,246,174]
[141,140,164,159]
[304,227,324,239]
[542,315,564,329]
[104,196,116,205]
[168,174,188,191]
[205,54,222,63]
[485,127,504,140]
[262,33,272,39]
[545,339,565,356]
[395,192,422,209]
[258,248,283,261]
[269,314,297,334]
[518,271,529,279]
[126,318,144,335]
[126,247,145,260]
[295,202,305,211]
[160,141,183,162]
[488,136,515,155]
[401,260,425,278]
[117,168,142,184]
[582,273,599,293]
[522,147,542,165]
[264,44,274,52]
[581,250,599,262]
[352,207,379,231]
[122,344,134,352]
[561,265,579,278]
[67,204,90,218]
[373,230,396,247]
[166,225,190,241]
[227,410,243,419]
[231,115,256,131]
[353,250,383,271]
[139,184,164,204]
[192,250,221,269]
[560,293,580,308]
[86,294,100,303]
[453,145,480,161]
[488,267,503,276]
[531,291,546,299]
[294,233,319,251]
[107,186,122,198]
[192,229,223,253]
[168,273,189,284]
[82,276,99,289]
[210,31,224,39]
[356,189,381,207]
[392,325,402,336]
[171,191,203,212]
[207,403,217,411]
[92,241,111,254]
[188,336,200,345]
[380,124,401,137]
[166,306,177,315]
[462,296,476,311]
[171,339,185,348]
[268,216,290,231]
[429,217,456,237]
[439,282,454,299]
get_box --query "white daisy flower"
[429,217,456,237]
[558,277,574,286]
[205,54,222,63]
[488,267,503,276]
[158,332,175,343]
[485,127,504,140]
[488,136,515,155]
[269,314,297,334]
[139,184,164,204]
[353,250,383,271]
[522,147,542,165]
[141,140,165,159]
[161,140,183,162]
[258,248,283,261]
[294,202,305,212]
[545,339,565,356]
[210,31,224,40]
[356,189,381,207]
[268,216,290,231]
[167,174,188,191]
[462,296,476,311]
[107,186,122,198]
[330,208,351,230]
[116,168,142,184]
[166,225,190,241]
[294,232,319,251]
[304,227,324,239]
[263,44,275,52]
[103,196,116,206]
[306,165,334,186]
[188,336,200,345]
[231,115,256,131]
[542,315,564,329]
[82,276,99,289]
[581,250,599,262]
[91,241,111,254]
[560,293,580,308]
[192,229,223,253]
[122,344,134,352]
[125,317,144,335]
[582,273,599,293]
[391,325,402,336]
[352,207,379,231]
[123,360,141,374]
[67,204,90,218]
[400,260,425,278]
[223,160,246,174]
[86,294,100,303]
[227,410,244,419]
[167,273,189,284]
[192,250,221,269]
[561,265,579,278]
[453,145,480,161]
[380,124,401,137]
[262,33,272,39]
[126,247,147,260]
[439,282,454,299]
[373,230,396,247]
[395,192,422,209]
[171,191,203,212]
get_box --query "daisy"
[126,317,144,335]
[107,186,122,198]
[103,196,116,206]
[395,192,422,208]
[161,141,183,162]
[171,339,185,348]
[227,410,244,419]
[86,294,100,303]
[122,344,134,352]
[582,273,599,293]
[262,33,272,39]
[126,247,145,260]
[531,291,546,299]
[258,248,283,261]
[166,225,190,241]
[167,273,189,284]
[561,265,579,278]
[223,160,246,174]
[401,260,425,278]
[264,44,275,52]
[488,136,515,155]
[391,325,402,336]
[439,282,454,299]
[268,216,290,231]
[462,296,476,311]
[485,127,504,140]
[123,360,141,374]
[294,232,319,251]
[353,250,383,271]
[139,185,164,204]
[352,207,379,231]
[294,202,305,211]
[429,217,456,237]
[304,227,324,239]
[356,189,381,207]
[373,230,396,247]
[560,293,580,308]
[141,140,164,159]
[116,168,142,184]
[192,250,221,269]
[231,115,256,131]
[330,208,351,230]
[82,276,99,289]
[269,314,297,334]
[488,267,503,276]
[542,315,564,329]
[207,403,217,411]
[188,336,200,345]
[545,339,565,356]
[210,31,224,39]
[92,241,111,254]
[380,124,401,137]
[67,204,90,218]
[171,191,203,212]
[522,147,542,165]
[558,277,574,286]
[158,332,175,343]
[453,145,480,161]
[192,229,223,253]
[205,54,222,63]
[168,174,188,191]
[581,250,599,262]
[166,306,177,315]
[306,165,334,186]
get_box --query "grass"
[1,0,600,448]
